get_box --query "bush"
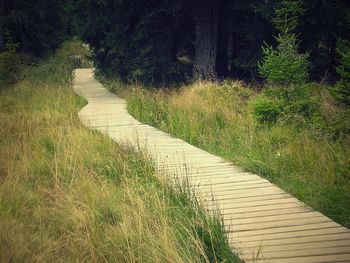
[0,35,22,87]
[3,0,70,56]
[250,95,282,123]
[250,84,319,123]
[0,51,22,87]
[331,40,350,107]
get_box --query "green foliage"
[273,0,303,33]
[0,51,22,87]
[75,0,193,84]
[251,84,319,123]
[256,0,311,123]
[266,84,319,117]
[259,33,309,85]
[70,0,350,82]
[0,33,22,87]
[225,0,350,81]
[299,1,350,80]
[331,40,350,106]
[227,1,275,79]
[250,96,282,123]
[259,0,309,86]
[3,0,71,56]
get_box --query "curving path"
[73,68,350,263]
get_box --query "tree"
[258,0,309,86]
[227,1,275,79]
[193,0,219,80]
[72,0,349,84]
[259,32,309,86]
[299,0,350,81]
[2,0,70,56]
[74,0,193,84]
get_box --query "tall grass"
[0,41,239,262]
[104,79,350,228]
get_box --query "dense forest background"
[1,0,350,85]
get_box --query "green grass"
[103,79,350,228]
[0,41,240,262]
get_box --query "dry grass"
[0,41,239,263]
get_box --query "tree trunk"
[193,0,219,80]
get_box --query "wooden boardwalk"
[73,68,350,263]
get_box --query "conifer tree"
[258,0,309,86]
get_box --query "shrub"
[251,84,319,123]
[3,0,70,56]
[250,95,282,123]
[0,34,22,87]
[0,51,22,87]
[286,85,319,118]
[331,40,350,107]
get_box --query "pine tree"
[258,0,309,86]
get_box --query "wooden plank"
[245,253,350,263]
[232,222,340,237]
[231,227,349,243]
[192,182,274,192]
[194,185,282,196]
[190,178,269,188]
[202,193,291,204]
[174,172,259,181]
[230,216,331,232]
[243,239,350,253]
[208,202,308,215]
[233,232,350,248]
[241,246,350,259]
[249,254,350,263]
[198,188,285,200]
[224,211,325,225]
[208,197,298,210]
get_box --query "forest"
[1,0,350,262]
[1,0,350,84]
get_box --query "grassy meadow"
[103,79,350,228]
[0,41,240,263]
